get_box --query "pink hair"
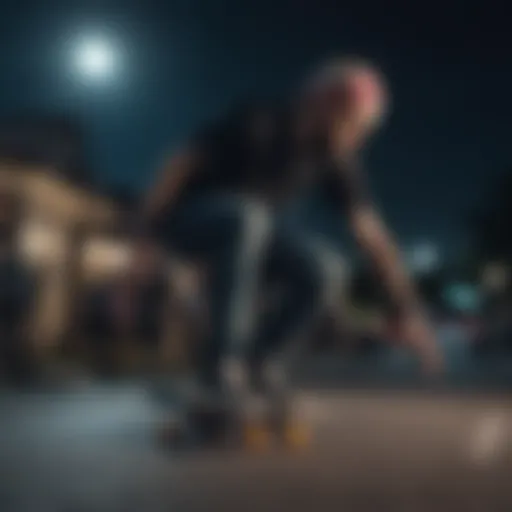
[304,57,390,128]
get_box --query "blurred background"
[0,1,511,511]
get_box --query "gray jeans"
[163,194,346,388]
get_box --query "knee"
[232,199,273,250]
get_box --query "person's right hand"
[393,311,444,377]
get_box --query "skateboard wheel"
[242,423,271,451]
[281,422,310,451]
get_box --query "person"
[123,57,443,416]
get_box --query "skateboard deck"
[156,393,310,452]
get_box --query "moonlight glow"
[72,36,119,83]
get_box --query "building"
[0,161,131,348]
[0,163,200,373]
[0,112,201,369]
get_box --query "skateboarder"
[122,57,443,447]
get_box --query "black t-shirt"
[178,103,371,213]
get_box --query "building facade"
[0,162,125,348]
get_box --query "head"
[300,57,389,151]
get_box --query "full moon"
[73,36,119,83]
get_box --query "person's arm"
[136,146,200,240]
[130,146,201,278]
[348,202,421,317]
[325,114,422,317]
[327,160,442,373]
[119,146,201,334]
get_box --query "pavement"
[1,381,512,511]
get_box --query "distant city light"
[408,242,440,274]
[443,283,481,313]
[481,263,510,293]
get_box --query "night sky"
[0,1,510,255]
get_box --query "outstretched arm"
[324,156,442,374]
[347,200,442,374]
[348,203,420,317]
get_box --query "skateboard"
[156,393,310,452]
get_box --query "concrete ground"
[1,382,512,511]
